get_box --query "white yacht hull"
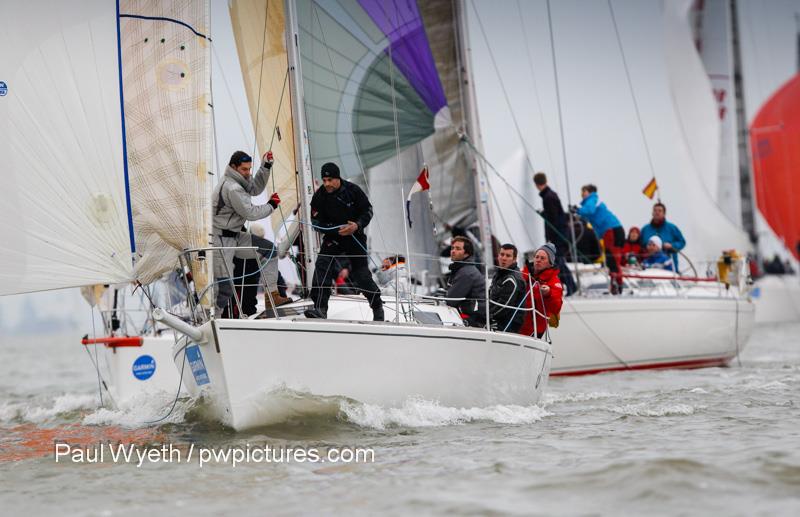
[177,318,551,431]
[85,335,183,407]
[549,296,755,376]
[752,275,800,323]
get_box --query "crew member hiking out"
[212,151,290,317]
[489,243,526,333]
[307,162,384,321]
[533,172,577,295]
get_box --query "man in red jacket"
[520,243,564,338]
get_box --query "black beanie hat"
[321,162,341,179]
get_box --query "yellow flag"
[642,177,658,199]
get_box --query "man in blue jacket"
[574,184,625,294]
[640,203,686,271]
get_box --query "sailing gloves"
[268,192,281,209]
[263,150,274,170]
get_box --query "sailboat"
[150,0,551,431]
[1,0,212,406]
[465,0,755,376]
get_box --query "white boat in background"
[752,275,800,324]
[550,267,754,376]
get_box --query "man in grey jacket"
[445,236,486,327]
[212,150,290,317]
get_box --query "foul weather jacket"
[539,186,569,250]
[489,264,526,332]
[640,219,686,269]
[520,265,564,337]
[212,164,274,232]
[310,180,373,252]
[576,192,622,238]
[446,260,486,326]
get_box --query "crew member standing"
[533,172,576,295]
[308,162,384,321]
[212,151,290,317]
[489,243,526,333]
[640,202,685,271]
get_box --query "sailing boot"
[371,301,385,322]
[262,291,292,318]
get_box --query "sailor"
[307,162,384,321]
[488,243,526,333]
[377,255,411,297]
[533,172,576,295]
[445,236,486,327]
[212,151,291,317]
[642,235,674,270]
[640,202,686,271]
[520,243,564,338]
[573,184,625,294]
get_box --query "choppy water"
[1,323,799,516]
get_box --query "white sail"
[468,0,749,264]
[120,0,212,287]
[0,1,134,295]
[690,0,742,227]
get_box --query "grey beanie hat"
[536,242,557,265]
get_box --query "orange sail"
[750,74,800,260]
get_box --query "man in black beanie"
[307,162,384,321]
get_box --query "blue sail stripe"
[119,13,209,40]
[116,0,136,256]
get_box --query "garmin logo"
[132,355,156,380]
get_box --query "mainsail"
[294,0,476,276]
[229,0,299,236]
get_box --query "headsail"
[120,0,212,289]
[0,1,134,295]
[229,0,299,236]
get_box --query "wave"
[606,403,702,417]
[339,397,550,430]
[0,393,98,424]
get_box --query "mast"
[729,0,758,244]
[284,0,316,288]
[455,0,494,269]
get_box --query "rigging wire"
[545,0,581,290]
[386,13,416,318]
[607,0,660,198]
[469,0,538,175]
[311,2,392,257]
[515,0,557,175]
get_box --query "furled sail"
[294,0,476,277]
[0,1,134,295]
[120,0,212,289]
[229,0,299,236]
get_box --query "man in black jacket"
[533,172,576,295]
[489,243,526,333]
[308,162,383,321]
[446,236,486,327]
